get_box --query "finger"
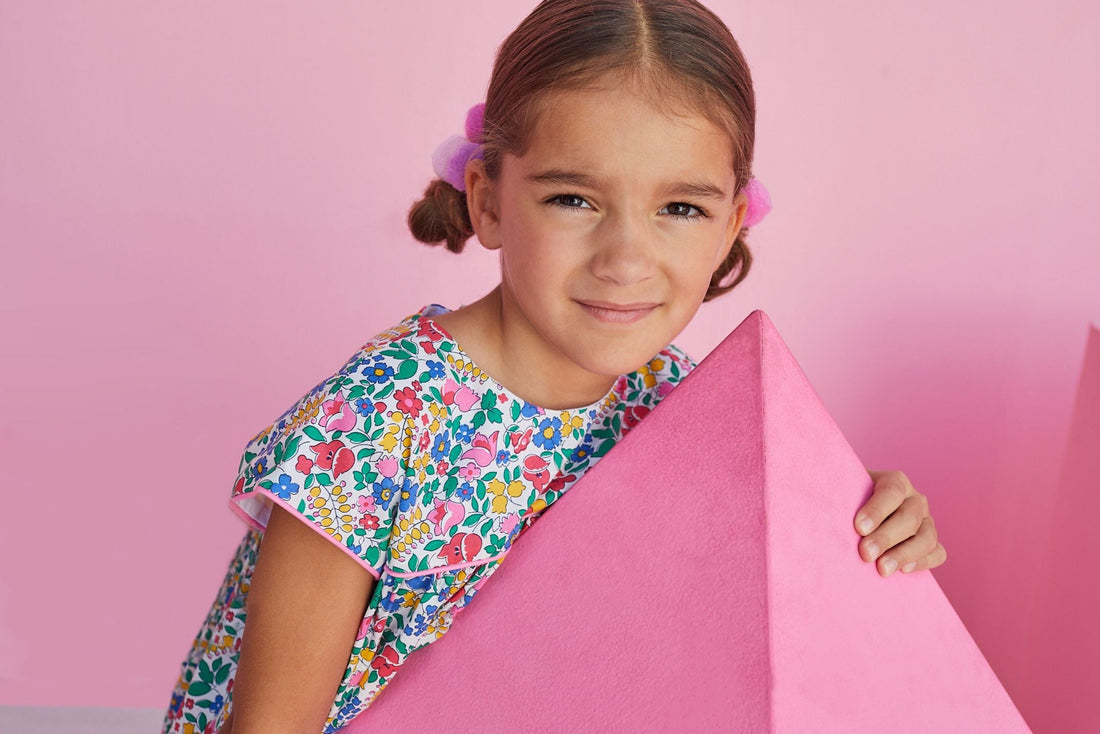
[900,543,948,573]
[859,495,931,563]
[854,470,913,536]
[875,517,939,576]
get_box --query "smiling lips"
[576,299,659,324]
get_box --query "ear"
[715,188,749,270]
[465,159,503,251]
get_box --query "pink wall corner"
[1,1,1098,727]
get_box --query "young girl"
[165,1,946,731]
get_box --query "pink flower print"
[347,671,365,688]
[500,513,519,537]
[309,439,355,479]
[295,455,314,474]
[657,381,675,398]
[441,378,480,411]
[522,454,551,493]
[357,616,374,638]
[427,499,465,536]
[320,391,358,433]
[460,431,499,467]
[457,462,481,482]
[357,495,376,514]
[377,456,399,478]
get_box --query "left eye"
[660,202,705,218]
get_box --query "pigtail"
[407,179,476,254]
[704,231,753,301]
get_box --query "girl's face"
[467,79,747,396]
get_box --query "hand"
[854,470,947,577]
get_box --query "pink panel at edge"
[346,311,1030,733]
[1022,325,1100,734]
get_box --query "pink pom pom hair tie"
[431,102,771,229]
[432,103,486,192]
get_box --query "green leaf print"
[188,681,212,696]
[424,539,445,551]
[481,390,496,410]
[480,519,493,535]
[486,407,503,424]
[395,359,417,380]
[297,499,307,514]
[285,435,300,457]
[347,384,366,400]
[346,432,368,443]
[463,513,481,527]
[315,473,332,487]
[400,339,417,355]
[214,662,231,685]
[510,401,521,421]
[365,545,380,566]
[304,425,324,442]
[274,442,284,465]
[472,411,486,429]
[375,382,395,401]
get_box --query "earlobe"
[465,160,502,251]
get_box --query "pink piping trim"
[229,490,382,581]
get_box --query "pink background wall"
[1,2,1096,731]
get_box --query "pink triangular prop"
[1022,325,1100,734]
[348,311,1029,733]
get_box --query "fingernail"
[901,561,916,573]
[857,516,874,535]
[881,558,898,576]
[864,541,880,560]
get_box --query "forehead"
[509,83,737,187]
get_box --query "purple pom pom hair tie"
[431,101,771,228]
[432,103,486,193]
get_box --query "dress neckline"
[416,303,625,419]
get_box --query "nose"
[589,213,657,287]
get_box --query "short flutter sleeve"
[230,343,415,579]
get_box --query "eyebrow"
[527,168,729,201]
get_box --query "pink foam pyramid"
[1021,324,1100,734]
[348,310,1029,733]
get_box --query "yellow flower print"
[648,357,666,373]
[559,411,584,437]
[487,478,526,513]
[379,424,400,453]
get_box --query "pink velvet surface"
[1021,326,1100,734]
[344,311,1029,733]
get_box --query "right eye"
[546,194,592,210]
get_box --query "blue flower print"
[398,478,418,513]
[379,592,402,613]
[372,477,397,510]
[495,449,510,465]
[520,401,542,418]
[431,431,450,462]
[569,438,595,463]
[453,423,474,444]
[363,358,394,384]
[532,416,563,450]
[406,575,433,591]
[355,397,375,417]
[406,614,429,636]
[426,360,446,379]
[271,473,299,501]
[457,481,475,500]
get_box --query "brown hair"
[407,0,757,301]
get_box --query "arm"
[854,469,947,577]
[220,504,376,734]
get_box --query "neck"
[432,287,618,411]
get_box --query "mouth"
[575,299,660,324]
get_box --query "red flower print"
[623,405,651,433]
[233,477,245,495]
[417,318,445,342]
[438,532,482,564]
[295,455,314,474]
[360,515,379,530]
[510,428,532,452]
[394,387,423,418]
[370,644,400,677]
[546,472,577,494]
[522,454,551,493]
[309,440,354,478]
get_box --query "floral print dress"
[164,304,694,733]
